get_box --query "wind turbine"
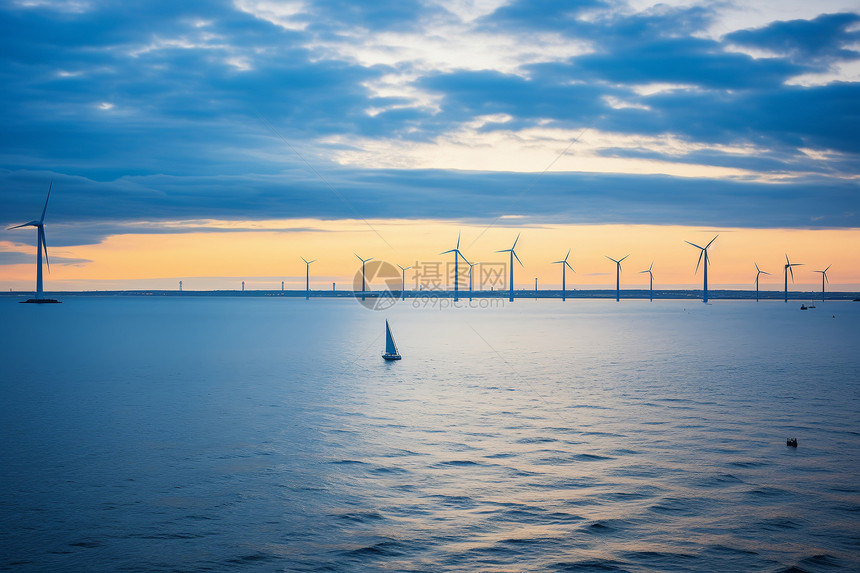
[685,235,718,303]
[552,249,575,301]
[8,181,59,303]
[301,257,316,300]
[397,264,412,300]
[355,253,373,300]
[814,264,831,302]
[605,255,628,302]
[754,262,770,302]
[497,233,523,302]
[640,261,654,302]
[466,261,479,300]
[441,232,470,302]
[783,254,802,303]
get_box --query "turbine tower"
[497,233,523,302]
[397,264,412,300]
[814,264,831,302]
[605,255,628,302]
[355,253,373,300]
[685,235,718,303]
[754,262,770,302]
[441,232,470,302]
[552,249,575,301]
[640,261,654,302]
[783,254,802,303]
[301,257,316,300]
[8,181,58,303]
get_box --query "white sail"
[385,320,398,355]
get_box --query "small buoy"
[786,438,798,448]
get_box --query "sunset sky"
[1,0,858,292]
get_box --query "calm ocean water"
[1,296,858,572]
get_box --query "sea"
[1,296,858,572]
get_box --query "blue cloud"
[0,1,858,242]
[726,13,860,63]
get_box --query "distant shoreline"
[2,289,858,301]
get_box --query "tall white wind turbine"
[814,264,831,302]
[466,261,479,300]
[640,261,654,302]
[301,257,316,300]
[397,264,412,300]
[606,255,628,302]
[783,254,802,303]
[552,249,575,301]
[497,233,523,302]
[355,253,373,300]
[8,181,58,303]
[441,232,470,302]
[685,235,718,303]
[754,262,770,302]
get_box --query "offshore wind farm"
[2,1,860,572]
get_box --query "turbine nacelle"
[784,254,802,282]
[686,235,718,274]
[552,248,575,272]
[497,233,523,267]
[605,254,628,270]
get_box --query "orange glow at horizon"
[1,219,859,292]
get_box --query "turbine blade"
[564,248,571,261]
[354,253,362,262]
[40,180,52,224]
[686,240,704,250]
[606,256,617,263]
[755,262,760,272]
[512,233,520,250]
[40,227,50,272]
[309,259,316,264]
[456,232,461,250]
[825,264,831,272]
[761,271,770,275]
[8,222,38,230]
[785,253,790,265]
[458,251,471,265]
[705,234,718,249]
[441,249,455,255]
[620,254,629,262]
[565,261,575,272]
[695,250,703,274]
[301,257,308,264]
[789,265,794,282]
[513,250,523,267]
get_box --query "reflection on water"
[1,297,858,571]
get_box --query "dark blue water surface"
[1,297,858,572]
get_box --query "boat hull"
[382,353,401,361]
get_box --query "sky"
[1,0,858,292]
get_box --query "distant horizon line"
[2,289,858,301]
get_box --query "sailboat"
[382,319,401,361]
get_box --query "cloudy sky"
[1,0,858,291]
